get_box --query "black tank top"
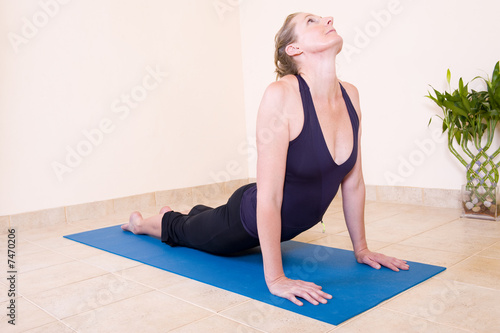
[240,74,359,240]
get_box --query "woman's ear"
[285,43,302,57]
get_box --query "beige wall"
[0,0,248,215]
[239,0,500,190]
[2,0,499,216]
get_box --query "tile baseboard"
[1,182,462,232]
[1,179,253,232]
[366,185,461,209]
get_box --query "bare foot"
[159,206,172,215]
[121,211,144,234]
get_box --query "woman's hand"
[267,275,332,306]
[355,248,409,271]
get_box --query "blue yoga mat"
[65,225,445,325]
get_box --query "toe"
[159,206,172,214]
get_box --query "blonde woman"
[122,12,409,306]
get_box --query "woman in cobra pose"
[122,12,409,306]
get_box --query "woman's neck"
[297,52,341,101]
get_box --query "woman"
[122,12,409,307]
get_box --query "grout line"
[431,275,500,292]
[21,295,78,332]
[382,307,476,333]
[380,217,461,248]
[64,206,69,225]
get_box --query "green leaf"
[447,69,451,86]
[454,130,462,145]
[492,61,500,85]
[443,100,468,117]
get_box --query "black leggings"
[161,183,260,255]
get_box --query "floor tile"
[69,215,125,231]
[336,217,425,243]
[5,195,500,332]
[310,216,348,234]
[15,240,46,256]
[395,206,460,225]
[309,234,391,252]
[117,264,187,289]
[27,235,81,251]
[383,278,500,332]
[52,242,108,260]
[62,291,212,332]
[29,273,152,319]
[292,230,329,244]
[160,279,249,312]
[0,282,8,303]
[24,321,76,332]
[18,224,86,251]
[19,224,85,243]
[80,252,142,273]
[170,314,261,333]
[399,221,498,255]
[362,202,416,223]
[444,218,500,239]
[220,300,334,333]
[332,307,468,333]
[17,249,73,274]
[477,240,500,259]
[439,255,500,291]
[0,297,56,332]
[377,243,467,267]
[353,208,458,244]
[19,261,107,296]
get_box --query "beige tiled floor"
[1,196,500,332]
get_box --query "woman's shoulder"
[260,75,300,109]
[339,80,359,98]
[339,80,361,115]
[264,75,298,96]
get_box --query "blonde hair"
[274,13,300,80]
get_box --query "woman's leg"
[121,206,172,239]
[120,203,207,239]
[161,183,259,255]
[123,183,258,255]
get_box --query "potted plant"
[427,61,500,220]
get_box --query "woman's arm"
[340,83,409,271]
[256,80,332,306]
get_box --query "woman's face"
[289,13,343,56]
